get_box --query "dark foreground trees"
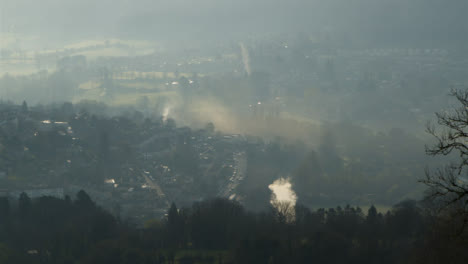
[424,88,468,234]
[1,192,467,264]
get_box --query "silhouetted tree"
[0,197,9,219]
[21,101,28,113]
[18,192,31,219]
[292,150,323,205]
[75,190,95,209]
[423,88,468,230]
[167,202,185,248]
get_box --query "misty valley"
[1,0,468,263]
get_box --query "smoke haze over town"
[0,1,468,263]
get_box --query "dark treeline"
[0,192,467,264]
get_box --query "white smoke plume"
[239,42,251,76]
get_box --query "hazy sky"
[0,0,465,48]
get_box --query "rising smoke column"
[269,178,297,205]
[269,177,297,222]
[239,42,251,76]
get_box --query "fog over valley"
[0,1,467,263]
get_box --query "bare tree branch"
[422,88,468,233]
